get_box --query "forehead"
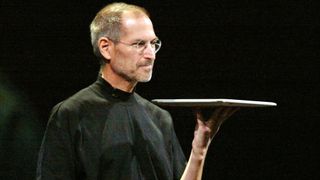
[120,12,156,40]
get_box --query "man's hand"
[192,107,239,158]
[181,107,239,180]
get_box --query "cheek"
[115,54,138,71]
[113,48,141,70]
[123,54,140,68]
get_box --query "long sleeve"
[171,127,187,179]
[37,103,77,180]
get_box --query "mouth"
[140,64,153,71]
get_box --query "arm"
[36,104,77,180]
[181,107,239,180]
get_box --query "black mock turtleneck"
[37,76,186,180]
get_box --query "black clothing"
[37,76,186,180]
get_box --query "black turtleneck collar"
[95,76,134,101]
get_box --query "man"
[37,2,238,180]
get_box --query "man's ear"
[98,37,113,60]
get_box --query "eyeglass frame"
[106,37,162,54]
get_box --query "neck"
[101,66,137,93]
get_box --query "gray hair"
[89,2,149,65]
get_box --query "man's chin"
[137,73,152,83]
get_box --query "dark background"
[1,0,318,179]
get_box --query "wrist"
[191,141,210,160]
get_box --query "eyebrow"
[132,37,159,42]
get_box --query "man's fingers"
[193,108,204,121]
[207,107,240,126]
[193,107,240,130]
[228,107,240,117]
[211,107,239,118]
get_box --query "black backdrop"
[1,0,318,179]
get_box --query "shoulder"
[134,93,169,114]
[49,83,109,124]
[56,83,108,113]
[134,93,173,125]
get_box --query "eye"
[150,41,156,46]
[151,39,159,44]
[132,41,146,48]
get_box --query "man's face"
[109,13,157,83]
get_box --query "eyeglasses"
[108,37,162,54]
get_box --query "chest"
[76,103,170,161]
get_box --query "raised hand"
[192,107,240,156]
